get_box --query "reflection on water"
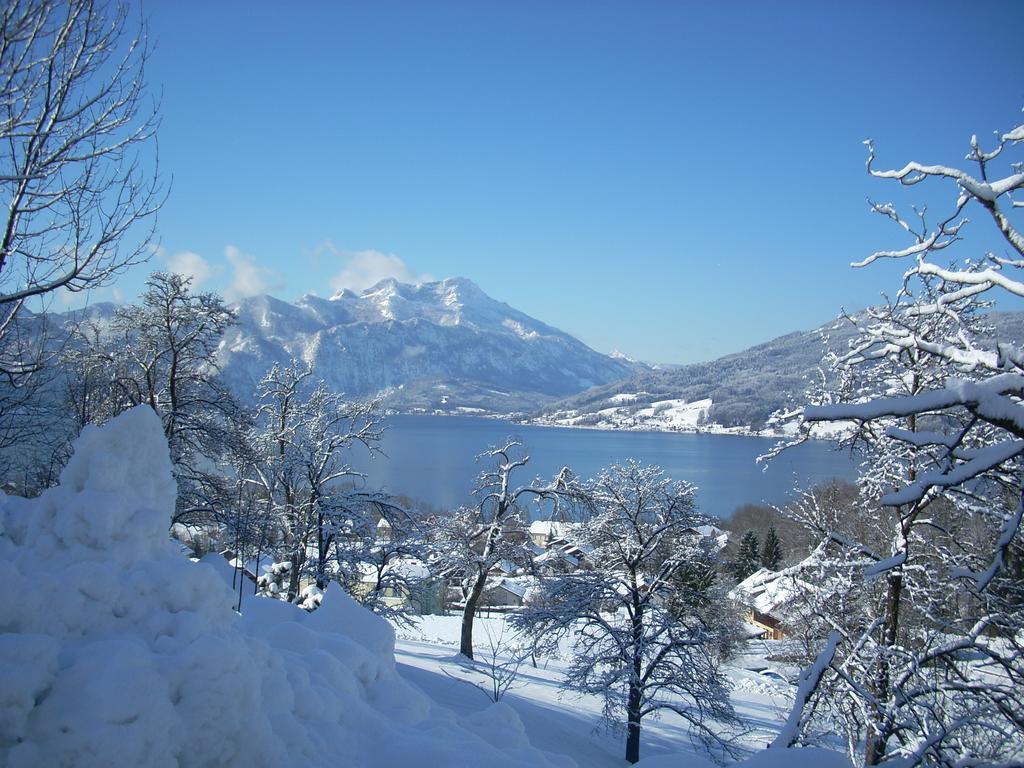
[351,415,857,519]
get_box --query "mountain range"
[216,277,642,412]
[45,277,1024,431]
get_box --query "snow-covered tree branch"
[781,111,1024,767]
[514,461,740,764]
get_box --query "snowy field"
[393,615,809,767]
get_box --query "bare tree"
[803,115,1024,565]
[431,439,576,660]
[0,0,161,460]
[444,620,529,703]
[0,0,161,307]
[65,272,238,524]
[514,461,740,765]
[343,504,431,626]
[242,361,386,602]
[777,112,1024,766]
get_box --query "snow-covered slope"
[0,407,572,767]
[532,311,1024,434]
[218,277,639,412]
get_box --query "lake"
[353,415,857,519]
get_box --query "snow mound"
[0,406,563,767]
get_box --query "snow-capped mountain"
[217,277,640,412]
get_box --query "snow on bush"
[0,406,568,767]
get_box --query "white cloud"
[225,245,284,301]
[151,245,221,289]
[324,244,433,296]
[164,250,216,288]
[57,287,77,307]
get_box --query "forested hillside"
[534,311,1024,431]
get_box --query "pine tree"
[733,530,761,581]
[761,525,783,570]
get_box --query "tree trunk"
[626,583,645,763]
[625,681,642,763]
[460,568,489,659]
[287,545,305,602]
[865,562,904,765]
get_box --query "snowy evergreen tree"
[760,525,783,570]
[515,461,740,764]
[733,530,761,581]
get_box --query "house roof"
[729,566,810,618]
[529,520,566,538]
[490,576,540,600]
[357,556,429,583]
[535,548,579,567]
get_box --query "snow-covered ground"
[393,615,811,767]
[533,396,714,433]
[0,407,850,767]
[531,394,857,440]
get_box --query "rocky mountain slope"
[216,277,641,412]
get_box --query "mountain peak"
[217,275,636,413]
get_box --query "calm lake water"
[353,415,857,519]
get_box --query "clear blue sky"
[99,0,1023,363]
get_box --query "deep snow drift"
[0,407,846,767]
[0,407,567,767]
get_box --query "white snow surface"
[0,407,562,767]
[0,407,848,767]
[537,396,713,432]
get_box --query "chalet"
[480,576,539,610]
[729,566,810,641]
[353,556,430,609]
[686,524,730,551]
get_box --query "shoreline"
[386,408,846,443]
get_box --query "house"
[687,524,730,551]
[529,520,568,548]
[488,558,525,577]
[728,566,808,641]
[375,516,394,542]
[219,549,275,585]
[534,546,579,575]
[352,556,431,609]
[480,576,540,610]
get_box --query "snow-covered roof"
[222,550,275,580]
[535,548,579,567]
[488,558,521,575]
[491,576,539,600]
[529,520,565,538]
[357,557,429,583]
[729,567,809,618]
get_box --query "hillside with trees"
[531,312,1024,432]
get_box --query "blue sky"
[96,1,1023,363]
